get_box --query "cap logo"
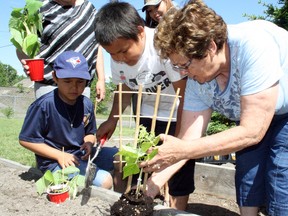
[66,57,81,68]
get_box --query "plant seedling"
[36,166,85,200]
[9,0,43,59]
[116,125,160,197]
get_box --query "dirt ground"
[0,158,244,216]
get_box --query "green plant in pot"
[36,166,85,204]
[9,0,44,81]
[111,125,160,215]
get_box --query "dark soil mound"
[110,189,154,216]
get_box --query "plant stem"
[23,22,32,35]
[136,168,143,199]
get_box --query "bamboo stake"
[163,87,181,206]
[125,85,143,193]
[143,85,161,192]
[93,99,97,148]
[164,88,180,135]
[62,147,64,181]
[151,85,161,132]
[114,90,177,97]
[118,84,123,173]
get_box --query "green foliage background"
[245,0,288,30]
[0,62,25,86]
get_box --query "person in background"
[140,0,288,215]
[19,51,119,190]
[94,2,195,210]
[142,0,176,28]
[17,0,106,101]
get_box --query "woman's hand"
[140,134,185,172]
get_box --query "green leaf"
[125,156,138,164]
[9,0,43,58]
[26,0,43,15]
[62,166,80,175]
[123,163,140,179]
[52,170,65,185]
[153,135,160,145]
[10,37,22,52]
[147,149,158,160]
[43,170,54,182]
[10,8,23,19]
[35,170,54,195]
[141,141,153,152]
[23,34,40,58]
[76,175,85,187]
[117,145,139,158]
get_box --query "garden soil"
[0,158,245,216]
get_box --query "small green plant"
[9,0,43,58]
[17,83,25,93]
[2,107,14,119]
[116,125,160,197]
[36,166,85,199]
[206,111,236,135]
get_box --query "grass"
[0,118,36,167]
[0,117,135,167]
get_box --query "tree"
[0,62,24,87]
[244,0,288,30]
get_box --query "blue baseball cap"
[53,51,91,80]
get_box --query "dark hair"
[95,2,145,46]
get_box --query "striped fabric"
[38,0,98,86]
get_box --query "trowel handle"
[99,134,107,147]
[90,135,107,162]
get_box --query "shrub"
[2,107,14,119]
[207,111,236,135]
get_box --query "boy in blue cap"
[19,51,118,190]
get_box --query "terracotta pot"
[47,185,69,204]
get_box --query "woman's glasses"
[171,59,192,71]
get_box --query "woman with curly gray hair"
[140,0,288,215]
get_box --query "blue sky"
[0,0,279,78]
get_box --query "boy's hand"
[80,141,93,160]
[96,119,117,141]
[58,152,80,168]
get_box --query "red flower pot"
[47,185,70,204]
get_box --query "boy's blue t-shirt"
[19,89,96,172]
